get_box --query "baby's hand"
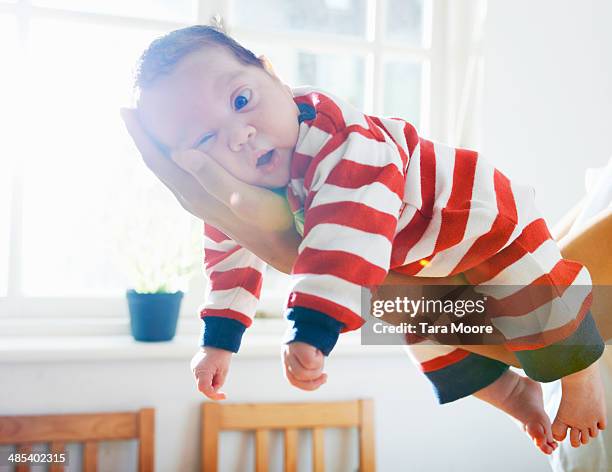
[190,347,233,400]
[282,342,327,391]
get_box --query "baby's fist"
[282,342,327,391]
[190,347,233,400]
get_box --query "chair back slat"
[83,441,97,472]
[254,429,269,472]
[16,443,32,472]
[283,428,297,472]
[215,402,360,429]
[0,409,155,472]
[138,408,155,472]
[358,400,375,472]
[201,403,220,472]
[312,427,324,472]
[49,441,66,472]
[0,413,138,443]
[201,400,375,471]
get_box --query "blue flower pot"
[126,290,184,342]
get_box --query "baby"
[133,25,606,453]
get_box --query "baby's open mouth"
[256,149,275,167]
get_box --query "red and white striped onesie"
[200,87,603,403]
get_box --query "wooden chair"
[201,400,375,472]
[0,408,155,472]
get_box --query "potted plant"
[113,184,202,342]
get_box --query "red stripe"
[486,260,584,317]
[287,292,365,332]
[293,247,388,286]
[304,124,386,191]
[204,246,241,269]
[294,92,345,134]
[210,267,263,298]
[204,224,230,243]
[433,149,477,253]
[389,138,436,267]
[325,160,404,199]
[402,121,420,157]
[420,349,471,373]
[200,308,253,327]
[453,170,517,274]
[290,152,312,180]
[303,202,397,242]
[465,219,552,285]
[505,292,592,350]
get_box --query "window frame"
[0,0,478,336]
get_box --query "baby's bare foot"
[553,362,606,447]
[474,370,557,454]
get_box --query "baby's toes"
[589,426,599,438]
[552,419,569,441]
[580,428,590,445]
[525,422,548,451]
[569,428,582,447]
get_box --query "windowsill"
[0,319,404,363]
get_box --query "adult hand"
[121,108,301,273]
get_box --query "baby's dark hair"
[135,24,263,89]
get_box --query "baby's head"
[135,25,299,188]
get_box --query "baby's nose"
[229,125,256,152]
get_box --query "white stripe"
[310,132,404,192]
[476,239,563,299]
[206,248,265,274]
[502,180,538,246]
[309,182,403,217]
[401,142,456,267]
[404,344,459,364]
[204,286,259,318]
[491,268,592,339]
[299,223,392,271]
[204,236,238,253]
[296,125,331,158]
[290,273,364,316]
[402,142,422,208]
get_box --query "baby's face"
[137,46,300,188]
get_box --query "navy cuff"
[284,307,344,356]
[200,316,247,353]
[425,353,510,404]
[514,311,604,382]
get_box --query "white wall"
[0,346,548,472]
[483,0,612,224]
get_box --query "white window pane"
[232,0,367,37]
[0,175,10,298]
[32,0,195,22]
[383,61,421,129]
[237,39,365,110]
[385,0,425,46]
[0,14,18,298]
[21,19,197,296]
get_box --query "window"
[0,0,476,334]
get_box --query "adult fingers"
[121,108,198,198]
[172,149,295,231]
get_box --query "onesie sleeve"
[284,119,406,355]
[200,223,267,353]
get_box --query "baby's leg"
[552,361,606,447]
[406,344,557,454]
[474,369,558,454]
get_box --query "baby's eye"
[233,89,252,110]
